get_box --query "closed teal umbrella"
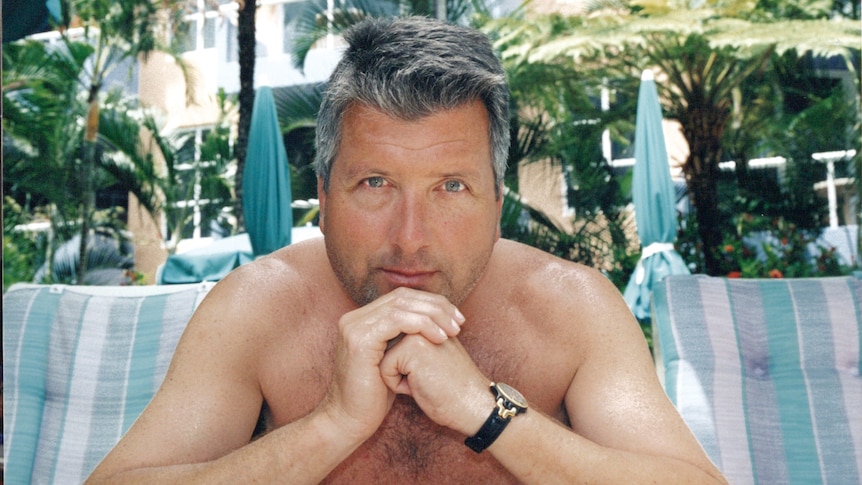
[623,70,690,321]
[243,86,293,256]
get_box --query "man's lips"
[380,268,437,287]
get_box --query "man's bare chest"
[256,312,575,480]
[259,315,570,415]
[323,395,521,484]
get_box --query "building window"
[166,127,233,241]
[181,0,232,52]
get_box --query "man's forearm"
[486,411,728,485]
[86,408,363,485]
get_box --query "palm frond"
[273,82,326,132]
[290,0,399,71]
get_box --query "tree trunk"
[235,0,257,233]
[679,99,730,276]
[76,156,95,283]
[856,153,861,267]
[686,164,723,274]
[77,86,101,284]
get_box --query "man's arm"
[381,266,728,484]
[86,268,464,484]
[483,269,727,483]
[85,271,360,484]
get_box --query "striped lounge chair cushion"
[3,282,213,485]
[652,275,862,485]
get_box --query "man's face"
[319,101,503,306]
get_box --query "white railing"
[813,150,857,229]
[611,150,857,230]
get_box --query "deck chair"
[3,282,214,485]
[652,274,862,485]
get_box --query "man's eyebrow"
[341,163,389,179]
[438,169,482,179]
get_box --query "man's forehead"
[340,102,489,145]
[341,100,489,125]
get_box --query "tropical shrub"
[680,212,852,278]
[3,197,45,292]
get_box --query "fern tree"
[491,0,860,274]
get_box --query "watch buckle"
[495,397,517,419]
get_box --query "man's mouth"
[380,268,437,288]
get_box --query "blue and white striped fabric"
[3,282,213,485]
[652,275,862,485]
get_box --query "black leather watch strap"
[464,411,510,453]
[464,383,527,453]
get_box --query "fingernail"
[455,309,466,323]
[438,327,449,340]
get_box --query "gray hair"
[314,16,510,195]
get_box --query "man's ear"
[317,177,326,234]
[495,183,504,241]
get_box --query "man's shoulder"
[493,239,603,282]
[178,236,345,355]
[201,237,338,317]
[232,237,328,284]
[490,239,621,309]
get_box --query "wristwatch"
[464,382,528,453]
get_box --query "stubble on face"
[325,241,493,307]
[320,101,500,308]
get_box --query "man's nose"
[390,192,430,254]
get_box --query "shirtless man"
[87,16,727,484]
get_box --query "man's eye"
[443,180,464,192]
[365,176,385,188]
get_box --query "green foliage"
[483,13,638,288]
[3,0,195,284]
[680,179,855,277]
[494,0,860,274]
[500,190,634,287]
[3,197,45,292]
[136,90,237,249]
[273,83,324,206]
[724,51,860,232]
[3,40,91,210]
[66,0,194,98]
[289,0,490,71]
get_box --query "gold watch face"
[495,382,528,409]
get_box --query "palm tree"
[4,40,85,279]
[4,41,234,281]
[3,40,162,281]
[28,0,195,283]
[234,0,257,233]
[139,90,236,252]
[493,0,860,274]
[491,13,638,283]
[290,0,488,71]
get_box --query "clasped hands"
[322,287,493,442]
